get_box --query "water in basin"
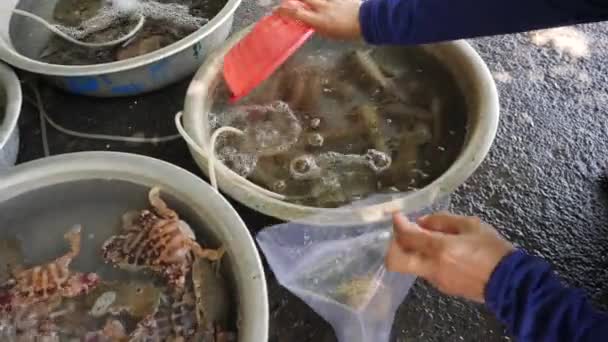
[208,41,468,208]
[0,180,236,340]
[10,0,228,65]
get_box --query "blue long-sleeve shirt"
[359,0,608,45]
[357,3,608,338]
[484,250,608,341]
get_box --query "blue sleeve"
[485,250,608,341]
[359,0,608,45]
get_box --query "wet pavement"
[11,1,608,341]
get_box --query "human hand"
[385,212,515,303]
[277,0,363,40]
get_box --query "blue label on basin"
[193,42,202,59]
[99,75,113,85]
[149,60,169,81]
[110,83,144,95]
[66,77,100,94]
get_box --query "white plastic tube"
[174,111,288,200]
[28,84,181,156]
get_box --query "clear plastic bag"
[257,196,449,342]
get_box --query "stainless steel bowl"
[0,151,269,341]
[0,0,240,97]
[0,61,22,168]
[182,28,500,222]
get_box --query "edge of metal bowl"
[0,0,242,77]
[0,151,269,342]
[0,61,22,151]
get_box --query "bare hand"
[385,212,515,303]
[277,0,363,40]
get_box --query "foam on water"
[111,0,140,13]
[214,133,258,178]
[247,123,301,157]
[216,101,303,156]
[137,0,208,28]
[289,155,322,181]
[57,0,207,40]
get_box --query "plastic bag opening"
[257,195,450,342]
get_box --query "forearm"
[359,0,608,45]
[485,250,608,341]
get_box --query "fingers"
[287,0,327,10]
[278,0,330,26]
[278,3,323,27]
[279,0,303,12]
[392,213,441,252]
[417,212,481,234]
[385,239,433,277]
[278,0,362,40]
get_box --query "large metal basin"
[0,152,269,341]
[0,61,21,168]
[0,0,240,97]
[182,28,500,222]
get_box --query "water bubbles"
[248,123,282,148]
[292,156,313,174]
[272,180,287,193]
[307,133,324,147]
[209,107,248,131]
[56,6,130,40]
[310,172,345,205]
[215,134,258,178]
[216,146,257,177]
[243,101,303,156]
[290,155,322,181]
[43,0,215,65]
[137,0,209,29]
[365,149,392,173]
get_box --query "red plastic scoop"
[223,11,314,103]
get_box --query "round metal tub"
[0,61,21,168]
[182,28,500,222]
[0,0,240,97]
[0,151,268,341]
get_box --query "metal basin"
[0,151,269,341]
[0,0,240,97]
[182,28,500,222]
[0,61,21,168]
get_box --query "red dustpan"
[223,11,314,102]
